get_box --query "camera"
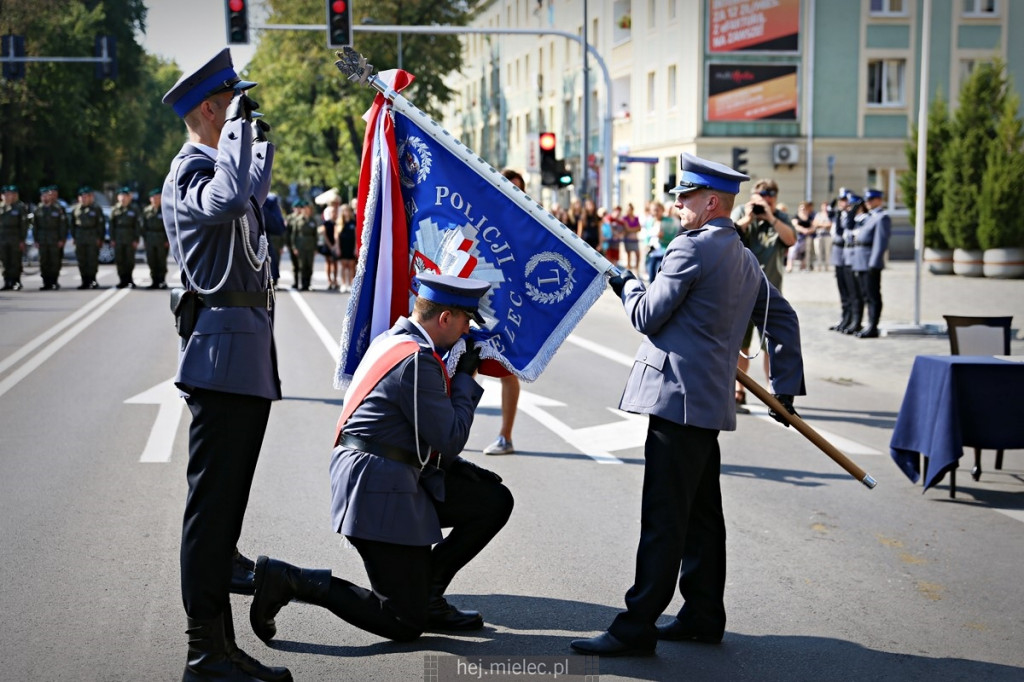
[751,204,766,215]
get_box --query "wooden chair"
[942,315,1013,495]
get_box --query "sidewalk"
[775,261,1023,384]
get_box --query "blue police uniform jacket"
[829,210,852,266]
[330,318,484,546]
[851,207,891,272]
[161,118,280,400]
[617,218,804,432]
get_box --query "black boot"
[222,608,293,682]
[1,280,10,291]
[425,582,483,631]
[183,612,278,682]
[230,548,256,596]
[250,556,331,643]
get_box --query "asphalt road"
[0,258,1022,682]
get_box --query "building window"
[962,0,998,16]
[667,65,677,109]
[867,58,905,106]
[648,0,657,29]
[647,70,656,113]
[870,0,907,16]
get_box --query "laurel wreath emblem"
[397,136,432,188]
[524,252,575,304]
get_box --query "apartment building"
[439,0,1022,217]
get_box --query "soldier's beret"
[162,48,257,118]
[670,153,750,195]
[2,184,18,192]
[78,186,94,195]
[149,188,161,197]
[117,186,133,195]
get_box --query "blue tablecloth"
[890,355,1024,490]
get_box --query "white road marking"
[286,288,340,360]
[125,379,184,463]
[0,288,130,399]
[0,287,121,376]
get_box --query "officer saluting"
[161,48,289,682]
[247,272,514,644]
[572,153,804,656]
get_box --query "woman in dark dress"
[577,197,603,252]
[337,203,357,293]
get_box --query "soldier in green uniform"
[71,186,106,289]
[288,199,319,290]
[142,188,169,289]
[1,184,29,291]
[109,186,142,289]
[33,185,69,290]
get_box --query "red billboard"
[708,0,801,53]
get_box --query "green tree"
[937,58,1009,250]
[900,90,951,249]
[0,0,164,198]
[245,0,484,197]
[978,89,1024,250]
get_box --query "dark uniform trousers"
[841,265,863,329]
[324,467,514,641]
[834,262,852,328]
[609,416,726,648]
[181,388,270,619]
[856,268,882,329]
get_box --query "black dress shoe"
[89,280,100,289]
[656,619,723,644]
[856,327,879,338]
[11,281,22,291]
[77,283,90,290]
[115,281,128,289]
[842,325,862,335]
[425,597,484,631]
[40,284,52,291]
[570,632,655,657]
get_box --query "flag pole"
[736,369,877,489]
[335,47,619,279]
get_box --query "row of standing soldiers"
[264,195,323,291]
[0,184,169,291]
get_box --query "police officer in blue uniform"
[571,153,805,657]
[840,192,865,334]
[161,48,290,682]
[828,191,853,332]
[851,188,891,338]
[247,273,514,643]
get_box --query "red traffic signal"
[225,0,249,45]
[539,132,556,152]
[327,0,353,49]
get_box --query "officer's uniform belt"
[200,290,273,309]
[855,241,873,247]
[338,432,426,467]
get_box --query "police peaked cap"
[670,152,750,195]
[414,272,491,324]
[162,48,257,118]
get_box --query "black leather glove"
[454,339,482,375]
[452,456,502,484]
[769,394,798,427]
[253,118,271,143]
[608,270,636,297]
[225,91,260,122]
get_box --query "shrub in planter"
[900,92,951,251]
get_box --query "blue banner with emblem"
[391,110,607,382]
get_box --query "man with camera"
[730,179,796,411]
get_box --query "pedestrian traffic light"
[225,0,250,45]
[731,146,748,174]
[94,35,117,81]
[2,34,26,82]
[556,160,573,187]
[539,132,558,187]
[327,0,353,49]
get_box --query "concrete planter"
[924,247,954,275]
[982,247,1024,279]
[952,248,984,277]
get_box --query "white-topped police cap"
[414,272,491,324]
[162,48,257,118]
[670,152,750,195]
[864,188,884,200]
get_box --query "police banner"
[334,54,612,389]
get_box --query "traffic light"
[556,160,573,187]
[731,146,748,174]
[94,35,117,81]
[539,132,558,187]
[327,0,353,49]
[225,0,250,45]
[2,34,26,81]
